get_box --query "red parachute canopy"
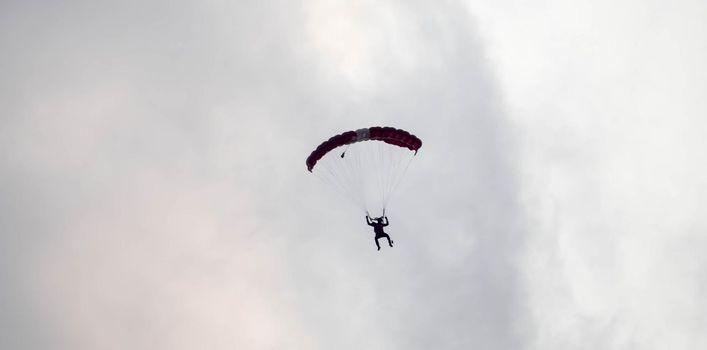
[306,126,422,172]
[305,126,422,216]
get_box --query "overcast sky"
[1,0,706,349]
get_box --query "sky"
[1,0,706,349]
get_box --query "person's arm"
[382,216,389,226]
[366,215,373,225]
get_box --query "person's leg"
[385,234,393,247]
[375,238,381,250]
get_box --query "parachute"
[306,126,422,217]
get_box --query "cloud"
[2,0,706,349]
[469,0,707,348]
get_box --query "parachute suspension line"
[383,150,416,210]
[313,169,343,198]
[379,144,401,212]
[385,145,404,205]
[382,143,397,212]
[335,142,371,213]
[354,143,367,213]
[378,141,389,216]
[327,155,353,198]
[376,141,385,215]
[378,143,389,216]
[313,168,357,210]
[336,147,354,197]
[318,160,354,206]
[316,151,366,212]
[349,143,364,212]
[342,144,366,211]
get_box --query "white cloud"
[465,0,707,348]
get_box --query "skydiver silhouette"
[366,214,394,251]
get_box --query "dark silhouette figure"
[366,215,394,251]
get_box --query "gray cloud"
[2,0,706,349]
